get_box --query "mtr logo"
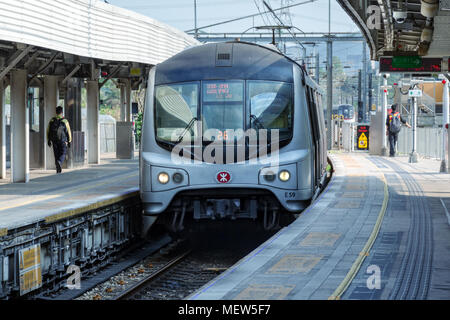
[216,171,232,183]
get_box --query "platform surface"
[189,153,450,300]
[0,156,138,234]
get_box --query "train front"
[140,42,314,231]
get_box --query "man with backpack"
[47,106,72,173]
[386,103,411,157]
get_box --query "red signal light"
[443,79,447,84]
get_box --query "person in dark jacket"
[47,106,72,173]
[386,103,411,157]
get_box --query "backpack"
[49,117,67,142]
[389,112,402,133]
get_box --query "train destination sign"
[203,81,243,102]
[379,57,446,74]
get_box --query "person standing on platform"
[386,103,411,157]
[47,106,72,173]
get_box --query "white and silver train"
[140,41,328,232]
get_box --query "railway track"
[114,249,192,300]
[76,221,277,300]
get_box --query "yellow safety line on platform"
[44,190,139,223]
[0,172,138,213]
[328,160,389,300]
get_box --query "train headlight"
[172,172,184,184]
[263,171,276,182]
[279,170,290,182]
[158,172,170,184]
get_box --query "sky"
[105,0,360,35]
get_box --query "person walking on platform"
[386,103,411,157]
[47,106,72,173]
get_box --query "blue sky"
[106,0,359,34]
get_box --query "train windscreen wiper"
[250,114,265,129]
[176,117,198,143]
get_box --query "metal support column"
[125,79,132,122]
[362,43,367,122]
[119,82,126,121]
[87,80,100,164]
[409,97,418,163]
[440,79,449,172]
[44,76,59,170]
[0,80,5,179]
[315,52,320,85]
[381,77,388,156]
[326,40,333,150]
[358,70,362,122]
[10,69,29,182]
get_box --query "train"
[139,41,328,233]
[333,104,355,123]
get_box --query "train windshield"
[202,81,244,141]
[155,80,293,146]
[155,83,199,143]
[248,81,293,141]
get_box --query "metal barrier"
[100,123,116,153]
[331,119,344,150]
[397,126,445,159]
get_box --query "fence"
[100,122,116,153]
[397,126,446,159]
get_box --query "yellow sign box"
[130,68,141,76]
[19,244,42,295]
[358,132,368,149]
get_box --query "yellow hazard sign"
[358,132,368,149]
[19,244,42,295]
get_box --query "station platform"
[0,156,138,235]
[189,152,450,300]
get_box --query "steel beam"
[0,46,34,81]
[194,35,364,43]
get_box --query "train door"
[315,92,327,175]
[305,86,321,189]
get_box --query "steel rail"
[113,250,192,300]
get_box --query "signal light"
[443,79,447,84]
[384,89,387,93]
